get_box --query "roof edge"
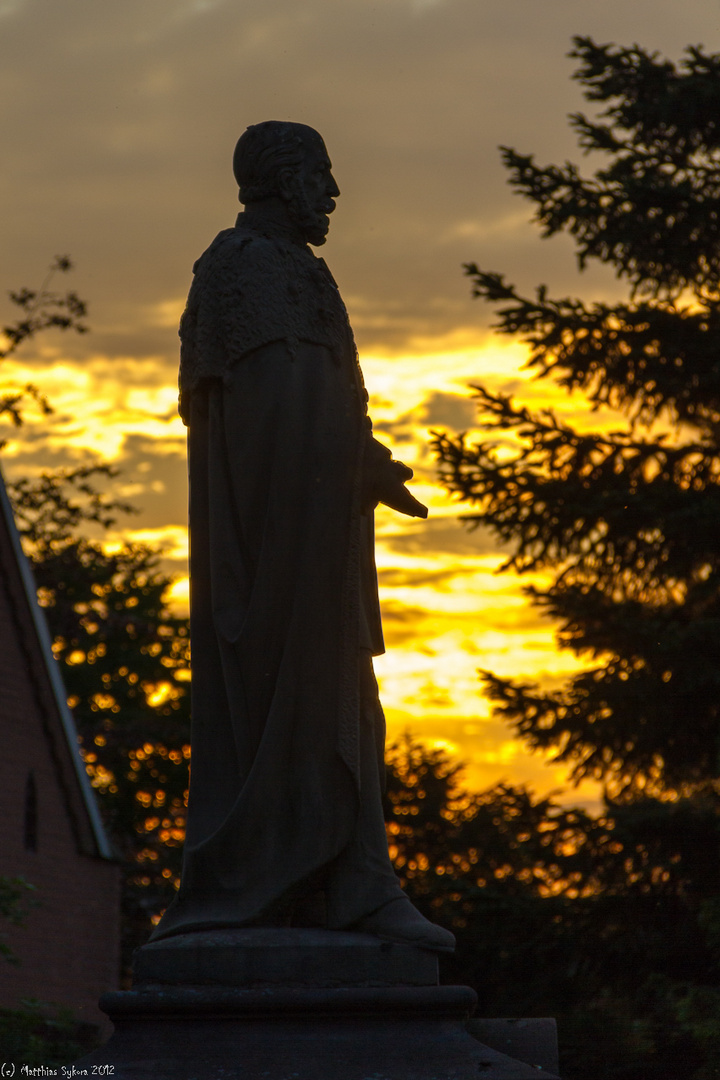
[0,464,114,860]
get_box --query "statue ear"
[277,167,297,203]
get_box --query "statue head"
[233,121,339,246]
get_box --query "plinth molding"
[72,928,561,1079]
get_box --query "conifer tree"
[432,40,720,1074]
[435,36,720,801]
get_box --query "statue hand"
[363,452,428,519]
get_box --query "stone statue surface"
[152,121,453,953]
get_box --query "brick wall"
[0,503,120,1032]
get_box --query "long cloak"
[153,219,382,937]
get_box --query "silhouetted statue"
[152,122,453,952]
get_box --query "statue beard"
[285,180,330,247]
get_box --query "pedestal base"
[73,929,560,1079]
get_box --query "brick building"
[0,469,120,1029]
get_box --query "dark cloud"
[1,0,716,366]
[373,391,476,440]
[382,517,506,557]
[2,427,187,534]
[420,391,477,430]
[378,566,460,589]
[111,434,187,529]
[379,599,430,646]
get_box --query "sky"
[1,0,719,807]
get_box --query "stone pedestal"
[73,929,560,1079]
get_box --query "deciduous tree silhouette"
[8,467,191,977]
[0,256,87,433]
[1,264,189,975]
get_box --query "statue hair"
[233,121,319,204]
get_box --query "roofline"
[0,465,114,860]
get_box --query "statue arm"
[362,435,428,519]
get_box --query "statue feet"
[353,897,456,953]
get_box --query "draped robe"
[152,216,389,937]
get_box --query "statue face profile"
[285,131,340,247]
[233,121,340,247]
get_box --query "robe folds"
[152,218,387,938]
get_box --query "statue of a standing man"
[153,121,454,953]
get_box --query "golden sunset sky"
[1,0,718,808]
